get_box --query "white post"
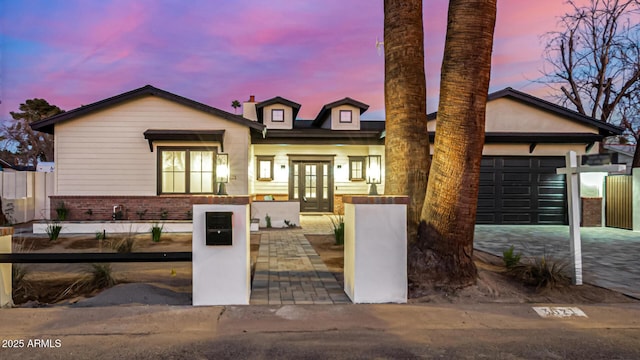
[557,155,625,286]
[564,151,583,285]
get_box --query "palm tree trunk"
[410,0,497,291]
[383,0,430,241]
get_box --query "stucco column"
[343,195,408,303]
[0,227,14,308]
[192,196,251,306]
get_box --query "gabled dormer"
[255,96,301,130]
[312,97,369,130]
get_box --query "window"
[349,156,365,181]
[271,109,285,122]
[158,147,215,194]
[339,110,352,123]
[256,155,274,181]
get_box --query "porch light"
[366,155,381,195]
[216,153,229,195]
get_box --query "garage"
[477,156,567,225]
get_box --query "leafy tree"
[540,0,640,166]
[231,99,241,114]
[410,0,497,290]
[383,0,430,240]
[1,98,63,165]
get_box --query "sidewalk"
[1,303,639,359]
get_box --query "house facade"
[30,85,622,224]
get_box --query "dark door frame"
[288,154,335,212]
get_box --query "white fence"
[0,171,54,224]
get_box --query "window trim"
[348,156,366,181]
[339,110,353,123]
[157,146,217,195]
[271,109,285,122]
[256,155,275,181]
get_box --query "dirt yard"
[9,231,637,306]
[11,232,260,306]
[304,234,637,305]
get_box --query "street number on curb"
[533,306,588,318]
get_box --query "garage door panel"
[503,158,532,168]
[477,156,567,225]
[477,198,496,209]
[538,173,564,182]
[502,186,531,195]
[538,186,565,195]
[502,199,531,209]
[539,199,566,208]
[502,173,531,182]
[479,172,495,181]
[501,213,532,223]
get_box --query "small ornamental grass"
[46,222,62,241]
[330,215,345,245]
[56,263,116,302]
[151,223,164,242]
[502,245,522,269]
[110,232,136,253]
[508,255,570,291]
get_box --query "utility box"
[206,212,233,246]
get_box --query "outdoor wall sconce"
[216,153,229,195]
[366,155,382,195]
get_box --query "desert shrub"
[151,223,164,242]
[87,263,116,289]
[509,256,569,290]
[284,219,296,228]
[265,214,272,228]
[111,234,135,253]
[12,264,30,292]
[503,245,522,269]
[46,223,62,241]
[330,215,344,245]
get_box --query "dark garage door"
[477,156,568,225]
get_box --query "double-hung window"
[159,147,215,194]
[348,156,366,181]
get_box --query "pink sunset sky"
[0,0,589,122]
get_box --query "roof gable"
[30,85,265,134]
[312,97,369,127]
[255,96,301,123]
[427,87,623,136]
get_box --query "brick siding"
[49,195,250,221]
[581,197,602,227]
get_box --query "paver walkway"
[250,215,350,305]
[474,225,640,299]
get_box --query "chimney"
[243,95,258,121]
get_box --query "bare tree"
[541,0,640,164]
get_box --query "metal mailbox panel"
[205,211,233,246]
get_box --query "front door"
[290,161,332,212]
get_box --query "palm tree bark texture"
[383,0,430,241]
[410,0,497,291]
